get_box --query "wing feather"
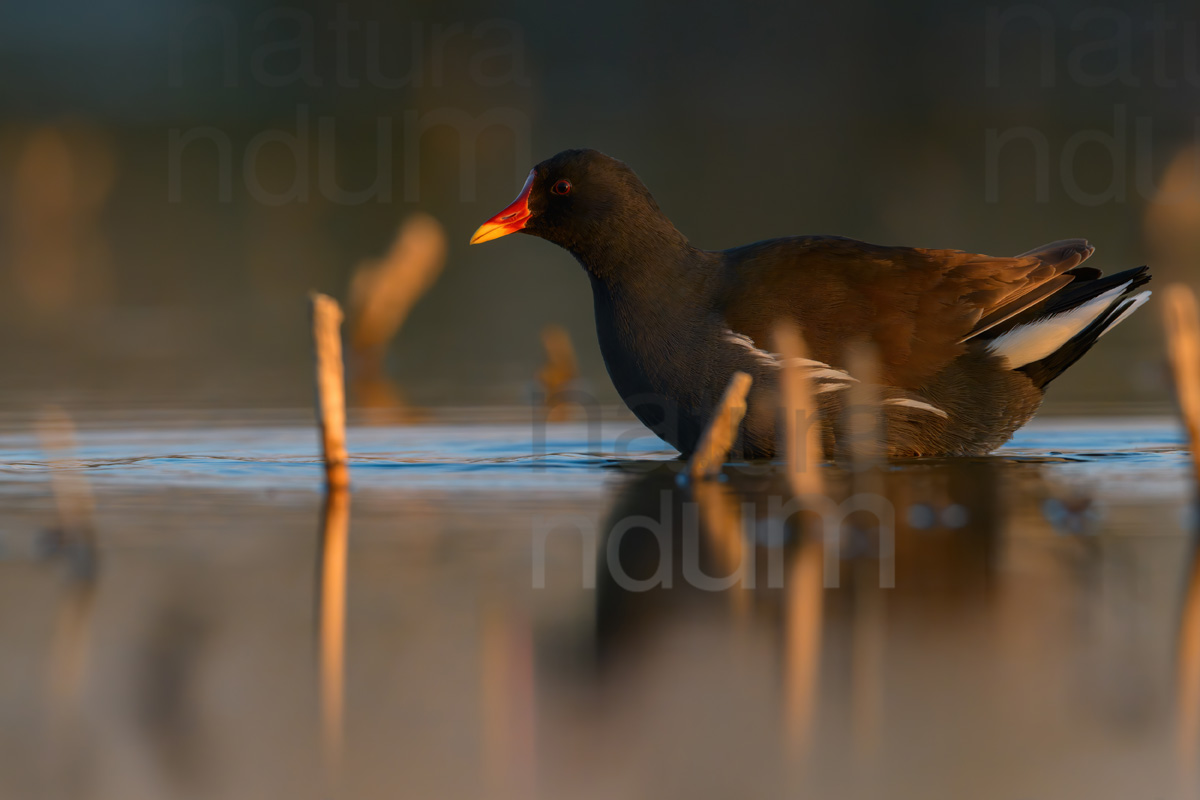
[719,236,1095,388]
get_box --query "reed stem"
[311,292,350,490]
[689,371,752,481]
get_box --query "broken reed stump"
[311,292,350,491]
[36,408,97,562]
[772,322,825,496]
[538,324,579,421]
[844,340,883,475]
[844,340,893,590]
[347,213,447,377]
[1165,283,1200,477]
[345,214,446,421]
[689,371,753,481]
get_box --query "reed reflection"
[479,599,537,800]
[38,409,99,800]
[1177,535,1200,782]
[316,486,350,793]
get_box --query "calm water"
[1,412,1198,800]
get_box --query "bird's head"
[470,149,685,269]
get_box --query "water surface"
[1,413,1196,800]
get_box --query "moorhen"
[471,149,1152,458]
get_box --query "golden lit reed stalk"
[689,371,753,481]
[347,213,447,373]
[311,292,350,491]
[1165,284,1200,474]
[844,340,883,474]
[1164,284,1200,778]
[345,215,446,421]
[772,322,824,496]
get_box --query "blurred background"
[1,0,1196,415]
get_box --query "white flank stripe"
[884,398,949,418]
[723,330,780,367]
[985,284,1127,368]
[1098,290,1151,337]
[816,382,852,394]
[779,356,834,370]
[723,330,859,382]
[808,368,858,383]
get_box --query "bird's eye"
[552,179,572,196]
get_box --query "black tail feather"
[1018,267,1151,390]
[980,265,1150,342]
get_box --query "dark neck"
[580,231,719,333]
[565,208,699,289]
[583,231,723,415]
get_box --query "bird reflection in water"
[589,454,1006,769]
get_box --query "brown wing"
[719,236,1095,388]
